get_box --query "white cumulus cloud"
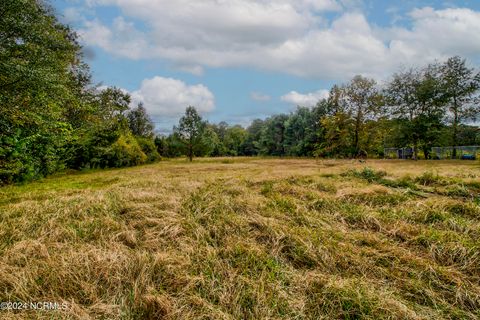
[75,2,480,80]
[281,89,329,106]
[130,77,215,117]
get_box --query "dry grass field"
[0,158,479,319]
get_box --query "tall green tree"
[259,114,288,156]
[385,65,446,159]
[96,87,130,125]
[316,111,354,157]
[199,126,221,157]
[284,107,323,156]
[155,134,184,158]
[209,122,228,156]
[0,0,163,183]
[456,125,480,146]
[440,56,480,158]
[339,75,383,156]
[127,102,154,138]
[212,121,229,141]
[175,106,205,161]
[224,125,248,156]
[414,64,446,158]
[242,119,264,156]
[0,0,81,183]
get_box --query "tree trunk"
[423,146,430,160]
[413,139,418,160]
[188,142,193,162]
[452,110,458,160]
[354,116,361,156]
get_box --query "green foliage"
[284,107,324,156]
[224,125,248,156]
[0,1,163,183]
[385,64,449,159]
[316,112,354,157]
[155,134,184,158]
[107,133,147,167]
[160,63,478,160]
[0,0,80,183]
[0,0,79,97]
[136,136,160,163]
[69,128,147,169]
[440,56,480,158]
[339,75,384,156]
[175,106,206,161]
[242,119,264,156]
[198,126,221,157]
[127,103,154,138]
[259,114,289,156]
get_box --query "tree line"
[1,0,160,184]
[162,59,479,161]
[1,0,479,184]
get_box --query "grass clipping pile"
[0,158,479,319]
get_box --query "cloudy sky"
[52,0,480,133]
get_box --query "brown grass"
[0,158,479,319]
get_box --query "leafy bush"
[136,137,161,163]
[0,125,71,184]
[69,130,148,169]
[106,133,147,167]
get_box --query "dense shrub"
[97,133,147,168]
[136,137,161,163]
[0,124,71,184]
[66,129,149,170]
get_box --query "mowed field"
[0,158,479,319]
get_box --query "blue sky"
[52,0,480,133]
